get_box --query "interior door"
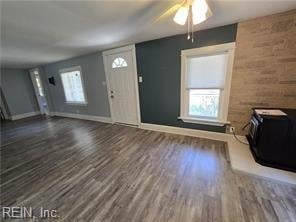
[30,69,49,115]
[105,49,139,125]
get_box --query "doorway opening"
[30,68,49,115]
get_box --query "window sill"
[178,116,230,126]
[65,102,88,106]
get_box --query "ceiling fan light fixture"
[193,13,206,25]
[173,6,189,25]
[192,0,209,14]
[173,0,212,42]
[192,0,212,24]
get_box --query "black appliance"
[247,108,296,172]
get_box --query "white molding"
[59,66,81,73]
[178,116,230,126]
[49,112,57,116]
[103,50,115,123]
[140,123,228,142]
[29,68,49,115]
[140,122,248,143]
[181,42,236,56]
[11,111,41,120]
[131,45,142,125]
[54,112,112,123]
[180,42,236,124]
[64,102,88,106]
[59,66,88,105]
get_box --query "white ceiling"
[1,0,296,68]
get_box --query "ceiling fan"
[157,0,212,42]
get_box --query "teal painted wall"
[136,24,237,132]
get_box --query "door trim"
[102,45,141,125]
[29,68,48,115]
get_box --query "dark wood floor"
[1,116,296,222]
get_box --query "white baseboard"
[53,112,112,123]
[140,123,229,142]
[11,111,41,120]
[48,112,57,117]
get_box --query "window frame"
[179,42,236,126]
[59,66,88,105]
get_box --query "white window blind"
[186,53,227,89]
[61,69,86,104]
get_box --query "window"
[189,89,220,118]
[180,43,235,126]
[59,66,87,104]
[112,57,128,68]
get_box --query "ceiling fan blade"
[154,0,186,23]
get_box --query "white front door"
[104,46,140,125]
[30,69,49,115]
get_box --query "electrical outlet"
[229,126,235,133]
[226,125,235,134]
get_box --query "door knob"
[110,95,114,99]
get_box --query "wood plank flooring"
[1,116,296,222]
